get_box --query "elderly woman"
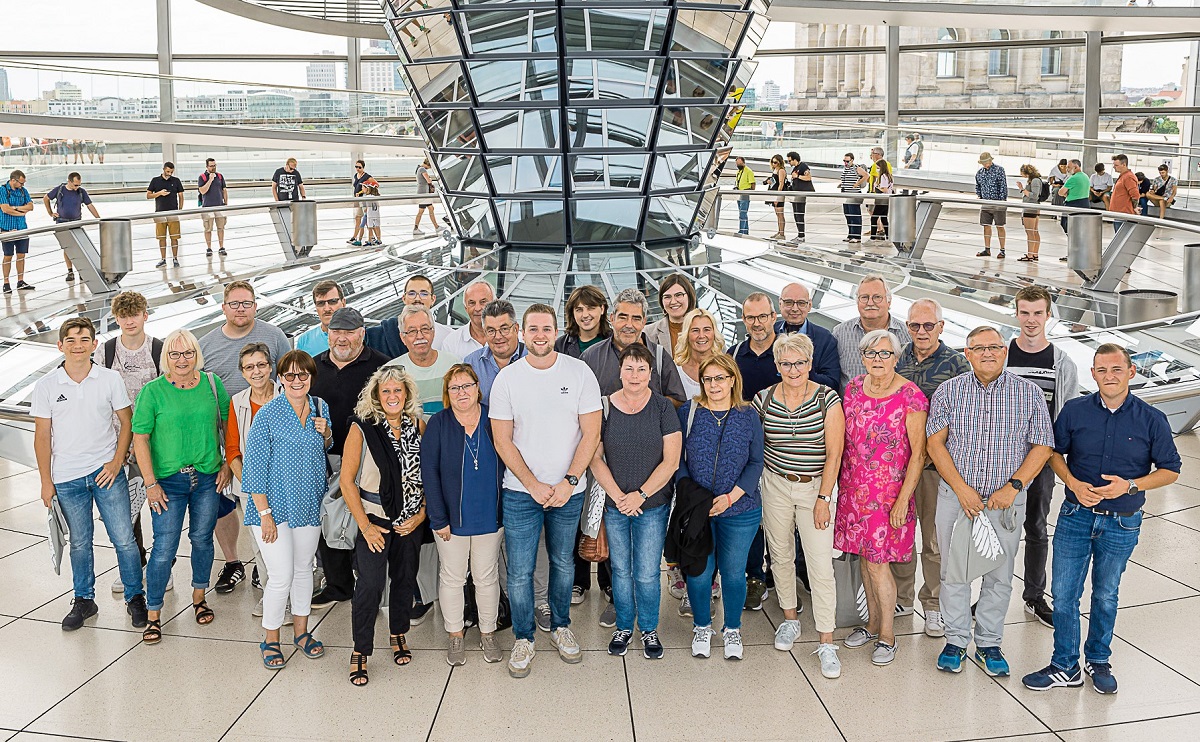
[676,354,764,661]
[341,366,427,686]
[645,273,696,354]
[131,329,233,645]
[240,350,332,669]
[590,344,682,660]
[674,307,725,400]
[834,329,928,667]
[752,333,845,679]
[422,364,505,667]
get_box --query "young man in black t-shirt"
[271,157,305,202]
[146,162,184,268]
[787,151,814,242]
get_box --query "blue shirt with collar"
[0,182,31,231]
[773,318,841,391]
[466,342,527,402]
[1054,391,1181,513]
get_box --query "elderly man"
[387,304,461,416]
[832,275,911,391]
[892,298,970,634]
[974,152,1009,258]
[295,280,345,356]
[442,279,495,360]
[581,287,686,403]
[466,299,527,402]
[927,326,1054,677]
[1023,344,1180,695]
[773,282,840,391]
[367,274,453,358]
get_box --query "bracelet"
[146,482,160,491]
[258,507,272,517]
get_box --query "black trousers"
[1022,465,1056,603]
[1061,198,1089,233]
[351,515,420,655]
[870,201,889,236]
[318,534,357,601]
[791,197,807,238]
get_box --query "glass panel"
[670,10,748,56]
[487,156,563,194]
[388,0,455,14]
[467,60,559,103]
[477,109,561,150]
[570,249,639,296]
[461,10,557,54]
[649,151,710,192]
[434,153,486,194]
[498,200,567,243]
[664,58,734,103]
[572,198,643,242]
[451,196,499,242]
[402,61,468,105]
[395,14,464,62]
[502,249,565,316]
[570,154,649,191]
[562,9,668,52]
[642,193,703,240]
[657,105,724,148]
[418,109,479,149]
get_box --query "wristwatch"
[1008,477,1024,491]
[1127,479,1140,496]
[816,494,831,503]
[638,489,648,500]
[565,474,579,486]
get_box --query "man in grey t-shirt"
[414,157,438,234]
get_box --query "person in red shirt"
[1107,154,1140,234]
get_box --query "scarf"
[355,414,423,522]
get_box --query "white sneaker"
[412,227,424,235]
[165,574,174,591]
[894,603,914,617]
[691,625,713,658]
[112,573,125,593]
[667,567,686,600]
[550,627,582,664]
[508,638,535,678]
[723,628,744,660]
[774,619,801,651]
[814,643,842,678]
[253,597,264,618]
[678,595,693,617]
[924,610,945,638]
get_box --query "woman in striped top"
[840,152,868,244]
[752,332,845,679]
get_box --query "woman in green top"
[131,328,232,644]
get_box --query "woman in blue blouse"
[241,350,332,669]
[422,364,505,667]
[677,354,764,661]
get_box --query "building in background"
[762,80,782,109]
[0,68,9,102]
[306,51,344,90]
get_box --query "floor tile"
[1127,518,1200,591]
[0,538,116,617]
[1140,483,1200,517]
[0,459,31,480]
[1108,596,1200,686]
[0,528,40,559]
[0,471,38,512]
[0,500,49,537]
[1157,505,1200,532]
[1057,712,1200,741]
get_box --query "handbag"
[833,553,870,628]
[321,487,358,550]
[577,519,609,562]
[48,496,69,575]
[578,398,612,559]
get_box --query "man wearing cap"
[974,152,1009,259]
[310,306,390,608]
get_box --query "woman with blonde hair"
[1017,164,1044,262]
[673,307,725,400]
[340,365,427,685]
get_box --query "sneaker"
[214,562,245,594]
[744,578,766,611]
[571,586,586,605]
[871,641,897,666]
[172,259,180,268]
[218,248,227,256]
[1022,662,1083,691]
[894,603,914,617]
[924,610,945,638]
[844,627,878,649]
[814,643,842,678]
[251,565,261,590]
[1085,661,1119,694]
[667,567,686,599]
[691,625,713,658]
[550,627,582,664]
[599,602,616,628]
[722,628,743,660]
[641,630,663,660]
[62,597,98,631]
[480,633,503,663]
[774,619,801,651]
[310,590,347,609]
[155,260,166,268]
[678,595,693,617]
[65,270,74,282]
[16,281,34,291]
[974,646,1010,677]
[126,594,148,629]
[112,573,127,593]
[350,239,362,246]
[1025,599,1054,628]
[206,248,213,257]
[253,597,264,618]
[446,635,466,666]
[1,283,9,294]
[937,643,967,673]
[283,608,293,627]
[508,638,535,678]
[410,601,433,626]
[346,237,357,244]
[711,577,720,601]
[412,228,423,235]
[165,574,174,591]
[608,629,633,656]
[535,603,552,632]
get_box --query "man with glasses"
[198,158,228,257]
[832,274,911,392]
[927,325,1053,676]
[838,153,868,244]
[774,282,840,391]
[147,162,185,269]
[44,171,101,283]
[1,169,35,293]
[466,299,527,402]
[387,304,461,416]
[348,159,372,246]
[893,298,970,634]
[295,280,345,356]
[443,278,496,363]
[198,280,291,595]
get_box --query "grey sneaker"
[722,628,744,660]
[871,641,897,666]
[508,638,535,678]
[599,601,616,628]
[446,635,466,666]
[774,619,801,651]
[253,597,264,618]
[815,643,842,678]
[844,627,879,649]
[924,610,945,638]
[551,627,583,664]
[535,603,552,632]
[480,633,503,663]
[112,573,126,593]
[678,595,693,617]
[571,586,586,605]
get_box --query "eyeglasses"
[661,290,688,302]
[780,299,810,309]
[402,326,435,338]
[778,360,810,372]
[843,159,852,164]
[701,374,731,385]
[485,323,516,338]
[314,297,343,308]
[861,350,895,360]
[405,290,432,300]
[354,165,364,169]
[167,350,196,360]
[857,294,887,305]
[743,312,773,324]
[282,372,311,382]
[225,300,256,310]
[240,361,270,372]
[448,382,478,395]
[906,321,940,333]
[967,345,1006,355]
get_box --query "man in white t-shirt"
[33,317,145,632]
[490,303,602,678]
[385,304,461,416]
[441,279,494,360]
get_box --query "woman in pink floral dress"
[834,329,928,666]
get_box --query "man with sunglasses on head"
[893,298,970,635]
[198,280,292,595]
[774,282,840,391]
[832,274,911,393]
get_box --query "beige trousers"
[760,471,837,633]
[890,468,943,611]
[435,530,504,633]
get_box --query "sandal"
[997,250,1006,259]
[193,600,215,625]
[260,641,286,670]
[391,634,412,666]
[349,651,369,686]
[976,248,991,257]
[1018,254,1039,262]
[142,619,162,644]
[294,631,325,659]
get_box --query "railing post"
[291,199,318,258]
[1067,212,1104,282]
[906,199,942,260]
[55,221,123,294]
[1185,245,1200,313]
[889,194,917,250]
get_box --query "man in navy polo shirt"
[773,282,840,391]
[44,172,101,283]
[1022,343,1181,695]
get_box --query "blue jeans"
[685,507,762,630]
[737,198,750,234]
[503,488,585,642]
[1050,501,1142,670]
[56,467,142,602]
[146,470,220,611]
[842,202,862,239]
[605,504,669,633]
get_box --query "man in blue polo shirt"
[466,299,526,402]
[774,282,840,390]
[1022,343,1181,696]
[45,172,102,283]
[1,169,35,293]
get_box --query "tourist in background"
[1016,165,1043,262]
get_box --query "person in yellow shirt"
[735,157,756,235]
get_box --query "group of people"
[35,269,1180,694]
[0,138,106,166]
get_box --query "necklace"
[780,382,811,435]
[169,373,199,390]
[464,428,481,471]
[708,407,731,427]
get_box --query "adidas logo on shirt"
[560,386,569,394]
[55,394,67,402]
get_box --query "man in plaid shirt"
[926,325,1054,677]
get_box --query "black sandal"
[142,619,162,644]
[193,600,215,625]
[1018,254,1039,262]
[391,634,412,666]
[349,651,368,686]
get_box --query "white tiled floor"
[2,447,1199,742]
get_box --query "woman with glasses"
[834,329,928,667]
[677,354,764,660]
[753,333,845,678]
[341,366,427,685]
[766,154,787,240]
[422,364,505,667]
[131,329,233,644]
[645,273,696,355]
[673,307,726,400]
[240,350,332,669]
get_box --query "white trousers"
[251,524,321,631]
[435,530,504,633]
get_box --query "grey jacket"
[644,317,675,356]
[1049,344,1079,419]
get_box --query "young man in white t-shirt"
[490,303,602,678]
[33,317,145,632]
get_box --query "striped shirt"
[927,370,1054,498]
[753,383,841,477]
[839,164,862,193]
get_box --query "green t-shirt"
[389,350,462,418]
[1063,172,1090,202]
[132,373,231,480]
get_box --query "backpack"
[1037,179,1051,203]
[104,337,163,374]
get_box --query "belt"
[179,465,197,474]
[772,470,813,483]
[1084,505,1139,518]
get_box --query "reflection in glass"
[468,60,559,102]
[488,156,563,194]
[572,198,643,243]
[562,9,668,52]
[478,109,561,150]
[571,154,649,191]
[643,193,703,240]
